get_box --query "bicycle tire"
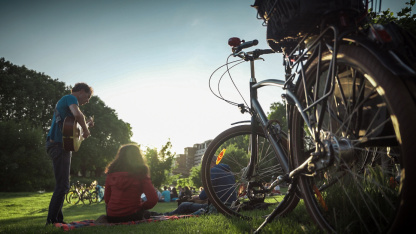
[90,191,98,203]
[65,192,70,204]
[201,124,299,219]
[291,45,416,233]
[68,191,80,205]
[81,190,91,205]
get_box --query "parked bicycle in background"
[65,180,102,205]
[202,0,416,233]
[65,181,83,205]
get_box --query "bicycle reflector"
[228,37,241,47]
[369,24,393,43]
[216,149,226,165]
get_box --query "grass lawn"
[0,192,320,233]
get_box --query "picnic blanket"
[54,215,196,231]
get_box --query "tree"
[176,178,191,188]
[0,57,69,132]
[0,58,134,190]
[189,164,202,188]
[0,120,54,191]
[267,101,287,132]
[144,141,175,188]
[369,0,416,35]
[71,96,132,177]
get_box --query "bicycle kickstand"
[253,181,297,233]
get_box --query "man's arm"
[69,104,90,138]
[189,194,207,204]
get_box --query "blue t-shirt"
[162,190,171,202]
[47,94,78,142]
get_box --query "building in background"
[193,140,213,166]
[171,154,189,177]
[172,139,212,177]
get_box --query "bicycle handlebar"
[234,48,275,60]
[230,38,275,59]
[253,49,275,56]
[232,39,259,53]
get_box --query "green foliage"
[176,178,191,188]
[144,141,175,188]
[369,0,416,35]
[0,58,69,132]
[217,143,250,173]
[267,102,287,132]
[0,57,133,191]
[72,96,132,177]
[164,173,181,187]
[0,120,54,191]
[189,164,202,188]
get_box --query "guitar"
[62,116,94,152]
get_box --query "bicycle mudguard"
[344,34,416,78]
[344,27,416,103]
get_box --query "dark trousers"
[165,202,208,216]
[107,209,146,223]
[46,141,71,224]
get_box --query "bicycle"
[201,0,416,233]
[80,181,99,204]
[66,181,83,205]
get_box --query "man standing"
[45,83,94,225]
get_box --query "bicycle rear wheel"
[90,191,98,203]
[291,45,416,233]
[201,125,299,219]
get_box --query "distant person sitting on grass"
[171,187,179,201]
[161,186,171,202]
[156,187,164,202]
[177,186,193,205]
[97,144,158,223]
[164,160,237,216]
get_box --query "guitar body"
[62,116,83,152]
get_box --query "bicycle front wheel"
[81,191,91,204]
[201,124,299,219]
[68,191,80,205]
[291,45,416,233]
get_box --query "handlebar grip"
[234,40,259,52]
[256,49,275,55]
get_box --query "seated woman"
[103,144,158,223]
[171,187,179,201]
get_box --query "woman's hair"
[105,144,149,178]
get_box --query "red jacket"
[104,172,158,217]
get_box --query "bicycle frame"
[209,2,416,232]
[234,25,344,233]
[243,24,343,188]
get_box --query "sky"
[0,0,411,155]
